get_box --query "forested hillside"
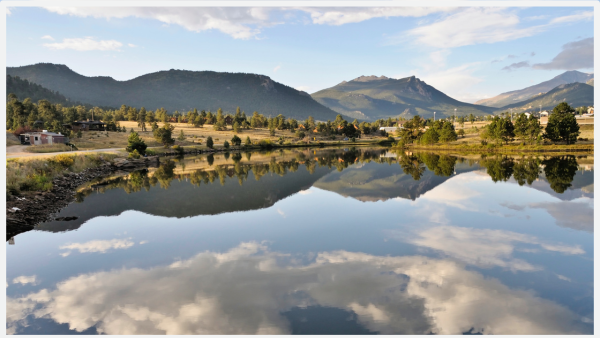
[7,63,339,121]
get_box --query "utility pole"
[454,109,457,128]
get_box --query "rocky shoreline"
[6,156,160,240]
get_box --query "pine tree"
[544,103,580,144]
[206,136,214,149]
[126,131,147,155]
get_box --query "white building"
[379,127,399,133]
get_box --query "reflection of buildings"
[8,237,15,245]
[579,164,594,172]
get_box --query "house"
[224,116,234,125]
[298,124,306,130]
[587,107,594,114]
[379,127,399,133]
[64,120,107,132]
[19,130,69,145]
[524,112,532,118]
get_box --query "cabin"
[224,116,234,125]
[19,130,69,146]
[64,121,107,132]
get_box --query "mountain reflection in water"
[6,147,593,335]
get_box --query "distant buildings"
[63,120,107,132]
[379,127,399,133]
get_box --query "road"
[6,145,126,159]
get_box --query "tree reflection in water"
[73,150,587,202]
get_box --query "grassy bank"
[6,153,119,197]
[404,142,594,155]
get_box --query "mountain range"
[493,82,594,113]
[6,63,594,122]
[311,75,496,120]
[475,70,593,108]
[6,63,339,121]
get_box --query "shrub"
[258,139,274,149]
[223,141,230,149]
[172,145,185,154]
[206,136,214,149]
[145,149,157,156]
[51,154,75,168]
[128,149,141,159]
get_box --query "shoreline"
[6,156,160,240]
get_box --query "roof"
[21,131,65,136]
[72,121,106,125]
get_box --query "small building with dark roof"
[64,121,107,132]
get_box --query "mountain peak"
[351,75,389,82]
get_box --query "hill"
[311,75,495,121]
[476,70,593,108]
[6,74,111,110]
[6,63,339,121]
[586,78,594,86]
[495,82,593,113]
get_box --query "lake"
[6,148,594,335]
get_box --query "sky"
[5,5,595,103]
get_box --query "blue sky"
[5,6,594,102]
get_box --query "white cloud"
[43,38,123,51]
[276,208,286,218]
[6,7,12,16]
[399,225,585,272]
[12,275,37,286]
[59,238,135,256]
[6,242,589,335]
[41,35,54,41]
[273,64,281,73]
[533,38,593,70]
[298,189,312,195]
[298,7,455,26]
[43,7,275,40]
[127,43,137,48]
[397,8,593,49]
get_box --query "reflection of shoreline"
[7,242,591,335]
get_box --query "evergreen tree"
[153,123,175,147]
[544,103,580,144]
[245,136,252,146]
[233,121,241,133]
[126,131,147,155]
[206,136,214,149]
[177,130,186,141]
[231,135,242,146]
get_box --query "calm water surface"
[6,148,594,334]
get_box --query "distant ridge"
[476,70,593,108]
[311,75,495,121]
[7,63,340,120]
[494,82,593,113]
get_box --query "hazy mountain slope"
[311,75,495,121]
[586,78,594,86]
[495,82,593,113]
[476,70,593,108]
[6,74,110,110]
[7,63,340,120]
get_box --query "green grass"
[6,153,119,197]
[26,144,74,153]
